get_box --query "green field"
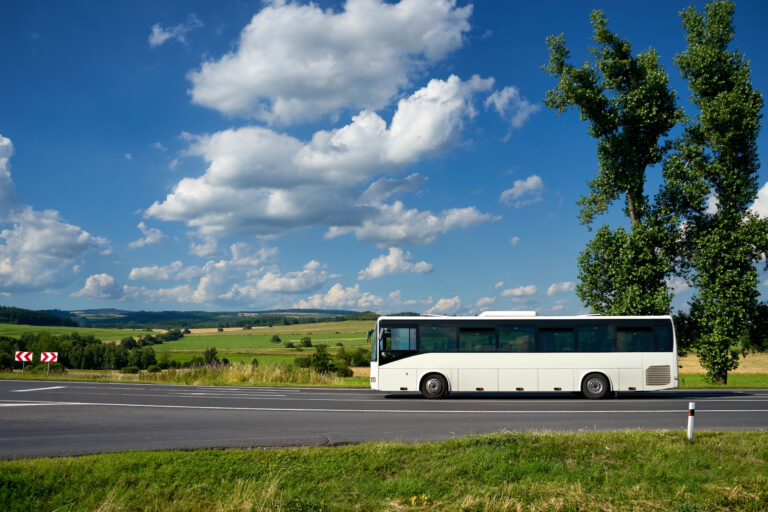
[1,431,765,511]
[0,323,143,341]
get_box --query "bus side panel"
[499,368,538,391]
[538,369,575,391]
[379,368,419,392]
[458,368,498,392]
[619,368,643,390]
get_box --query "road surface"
[1,380,766,459]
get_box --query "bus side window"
[419,326,457,352]
[577,325,614,352]
[385,328,416,351]
[498,326,534,352]
[538,328,575,352]
[459,329,496,352]
[616,328,654,351]
[654,325,673,352]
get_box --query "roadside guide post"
[14,351,33,374]
[687,402,695,441]
[41,352,58,375]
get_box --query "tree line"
[543,0,767,382]
[0,329,184,372]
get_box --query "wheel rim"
[425,378,442,395]
[587,377,603,395]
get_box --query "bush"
[336,342,344,347]
[146,365,161,373]
[121,366,140,374]
[309,345,335,374]
[294,355,310,368]
[217,327,224,332]
[351,348,371,367]
[335,359,353,378]
[271,335,282,343]
[243,325,252,330]
[285,342,295,348]
[300,336,312,347]
[183,328,191,334]
[251,358,259,367]
[203,347,219,364]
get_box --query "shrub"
[294,355,310,368]
[335,342,344,347]
[121,366,139,374]
[309,344,335,374]
[335,360,353,378]
[270,335,282,343]
[147,365,161,373]
[300,336,312,347]
[243,325,252,330]
[203,347,219,364]
[351,348,371,367]
[217,327,224,332]
[183,328,191,334]
[221,358,230,365]
[251,358,259,367]
[285,342,295,348]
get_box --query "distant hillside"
[66,308,376,329]
[0,305,78,327]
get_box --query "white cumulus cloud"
[71,273,123,300]
[485,86,540,129]
[358,247,433,280]
[149,14,202,47]
[500,175,544,208]
[187,0,471,123]
[293,283,384,310]
[425,296,462,315]
[147,75,495,244]
[501,285,537,297]
[547,281,575,296]
[749,182,768,217]
[129,221,165,249]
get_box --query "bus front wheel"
[581,373,609,400]
[421,374,448,399]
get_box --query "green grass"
[679,373,768,388]
[0,323,141,341]
[1,431,766,511]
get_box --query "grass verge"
[0,364,369,388]
[1,431,766,511]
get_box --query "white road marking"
[10,386,66,393]
[0,399,766,414]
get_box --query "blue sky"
[1,0,767,314]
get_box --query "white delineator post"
[687,402,695,441]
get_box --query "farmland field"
[0,323,145,341]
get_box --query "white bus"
[367,311,678,399]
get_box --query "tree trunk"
[714,370,727,385]
[627,193,640,227]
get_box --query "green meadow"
[1,431,766,511]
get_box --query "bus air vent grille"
[645,365,671,386]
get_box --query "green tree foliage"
[270,334,282,344]
[203,347,219,364]
[546,1,766,384]
[543,9,682,316]
[300,336,312,347]
[660,1,767,383]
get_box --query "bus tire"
[581,373,609,400]
[421,374,448,399]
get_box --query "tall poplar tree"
[663,1,766,383]
[543,10,682,315]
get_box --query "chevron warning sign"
[41,352,58,363]
[14,351,33,362]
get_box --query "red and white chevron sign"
[41,352,58,363]
[14,351,33,362]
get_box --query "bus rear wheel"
[581,373,609,400]
[421,374,448,399]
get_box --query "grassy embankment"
[1,431,766,511]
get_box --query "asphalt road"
[1,380,766,459]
